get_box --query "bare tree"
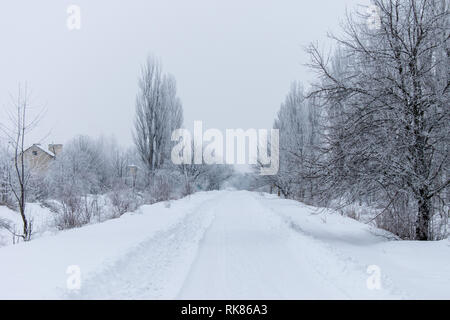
[133,55,183,180]
[0,84,45,241]
[257,82,320,202]
[308,0,449,240]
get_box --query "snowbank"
[0,190,448,300]
[257,193,450,299]
[0,191,221,299]
[0,203,55,246]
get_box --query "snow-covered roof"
[26,144,55,158]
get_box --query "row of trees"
[0,56,234,241]
[260,82,320,202]
[134,56,183,175]
[261,0,449,240]
[132,56,234,195]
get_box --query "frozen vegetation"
[0,0,448,300]
[0,190,448,299]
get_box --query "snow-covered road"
[177,191,352,299]
[0,190,449,299]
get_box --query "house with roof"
[21,144,63,174]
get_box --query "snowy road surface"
[177,192,352,299]
[0,190,449,299]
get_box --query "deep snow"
[0,203,54,247]
[0,190,448,299]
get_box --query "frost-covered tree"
[0,142,12,206]
[308,0,449,240]
[133,56,183,179]
[44,136,112,227]
[0,85,45,240]
[47,136,113,196]
[261,82,320,202]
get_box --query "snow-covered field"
[0,203,54,247]
[0,190,448,299]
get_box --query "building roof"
[24,144,55,158]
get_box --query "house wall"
[48,144,63,157]
[21,145,54,174]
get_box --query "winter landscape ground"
[0,190,448,300]
[0,0,448,304]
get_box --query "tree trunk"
[415,189,431,240]
[19,190,28,241]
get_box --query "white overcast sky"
[0,0,369,147]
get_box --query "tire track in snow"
[177,191,351,299]
[66,195,222,299]
[252,192,407,299]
